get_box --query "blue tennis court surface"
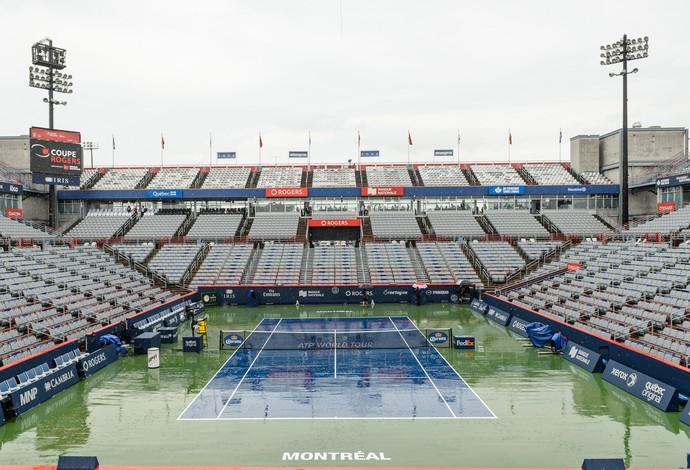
[179,316,495,420]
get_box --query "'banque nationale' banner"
[602,360,679,412]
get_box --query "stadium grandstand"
[1,158,690,468]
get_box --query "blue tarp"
[525,322,553,348]
[550,332,567,352]
[100,334,127,354]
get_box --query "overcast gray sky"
[2,1,689,168]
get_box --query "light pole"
[600,34,649,225]
[28,38,74,228]
[82,142,99,168]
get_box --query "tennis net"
[240,328,430,350]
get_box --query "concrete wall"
[22,194,50,223]
[569,136,600,174]
[0,137,30,170]
[600,127,687,174]
[629,190,658,218]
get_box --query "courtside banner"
[30,138,83,176]
[486,306,511,326]
[602,360,679,412]
[308,219,360,227]
[30,126,80,143]
[563,341,604,373]
[8,362,80,415]
[681,400,690,426]
[470,299,488,314]
[507,316,531,337]
[361,186,405,197]
[265,187,308,198]
[78,343,119,378]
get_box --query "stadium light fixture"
[29,37,73,229]
[600,34,649,225]
[28,38,73,129]
[82,141,99,168]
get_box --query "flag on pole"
[161,134,165,149]
[559,129,562,143]
[309,132,312,146]
[259,134,263,148]
[509,130,512,145]
[358,131,361,146]
[457,132,461,144]
[408,131,413,146]
[112,134,115,150]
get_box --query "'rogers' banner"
[265,187,308,198]
[5,208,22,219]
[657,202,676,214]
[361,186,405,197]
[308,219,360,227]
[566,262,583,272]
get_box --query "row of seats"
[78,163,615,190]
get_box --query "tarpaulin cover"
[550,332,567,352]
[525,322,553,348]
[100,334,127,354]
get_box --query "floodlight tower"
[29,38,74,228]
[83,142,99,168]
[29,38,73,129]
[600,34,649,225]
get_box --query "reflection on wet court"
[180,316,494,419]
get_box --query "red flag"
[161,134,165,149]
[509,130,512,145]
[408,131,413,146]
[259,134,263,148]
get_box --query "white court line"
[214,318,284,419]
[177,320,273,420]
[389,316,457,418]
[333,329,337,379]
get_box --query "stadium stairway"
[360,216,375,242]
[190,168,208,188]
[174,213,195,238]
[238,217,253,237]
[514,165,536,185]
[408,167,422,186]
[355,246,369,283]
[408,245,430,283]
[295,217,308,241]
[136,170,155,189]
[81,170,104,189]
[248,170,260,188]
[415,215,430,237]
[476,214,496,235]
[564,163,588,184]
[462,165,480,186]
[240,245,262,284]
[179,243,210,288]
[357,169,368,187]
